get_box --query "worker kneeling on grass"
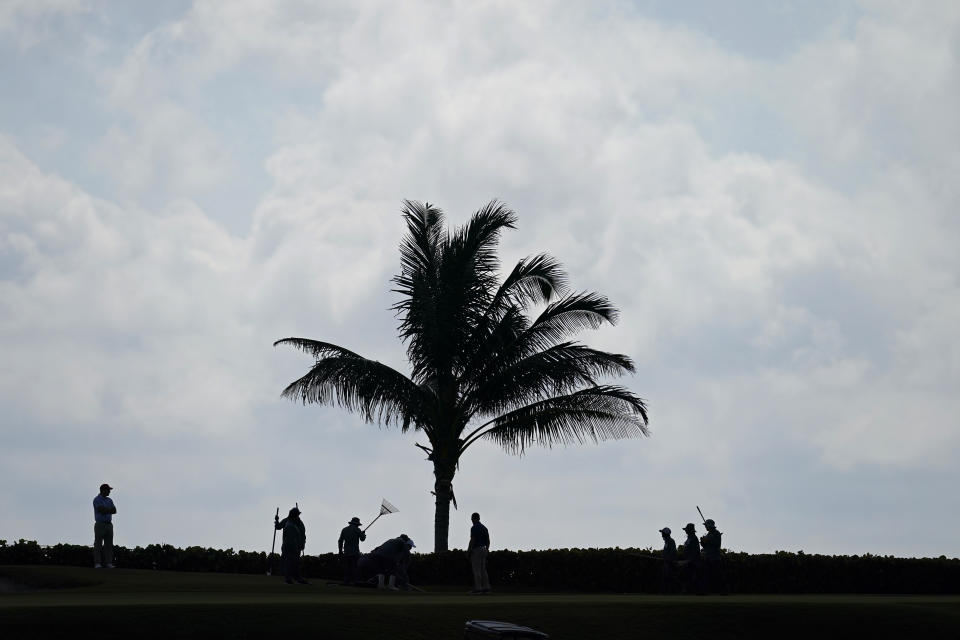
[357,533,415,590]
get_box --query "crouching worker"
[357,533,415,590]
[275,507,309,585]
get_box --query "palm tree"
[275,200,649,552]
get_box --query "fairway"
[2,566,959,639]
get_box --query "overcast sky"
[1,1,958,558]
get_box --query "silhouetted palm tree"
[275,201,649,552]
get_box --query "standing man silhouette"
[659,527,678,594]
[700,518,726,593]
[275,507,308,585]
[468,512,491,594]
[92,483,116,568]
[680,522,702,594]
[338,516,366,585]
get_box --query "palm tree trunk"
[432,460,456,552]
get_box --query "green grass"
[2,565,959,639]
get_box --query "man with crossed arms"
[93,483,117,568]
[468,512,491,594]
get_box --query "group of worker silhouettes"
[272,506,491,593]
[658,518,726,595]
[94,484,723,594]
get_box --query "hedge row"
[2,539,958,593]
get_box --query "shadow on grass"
[3,566,960,639]
[0,566,100,591]
[3,600,960,640]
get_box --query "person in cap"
[700,518,726,594]
[359,534,415,590]
[680,522,703,594]
[338,516,367,585]
[392,534,416,590]
[274,507,308,585]
[92,483,117,568]
[659,527,678,594]
[467,512,491,594]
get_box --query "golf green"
[2,565,958,639]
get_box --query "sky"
[1,0,958,558]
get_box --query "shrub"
[2,540,957,593]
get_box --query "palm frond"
[396,200,445,280]
[276,339,428,431]
[460,306,529,383]
[439,200,518,332]
[392,201,446,382]
[273,338,363,359]
[518,291,620,353]
[461,254,568,372]
[473,385,649,455]
[498,253,568,307]
[446,200,517,278]
[461,290,620,400]
[393,200,520,383]
[466,342,636,416]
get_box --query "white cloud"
[776,1,960,190]
[92,103,231,195]
[0,138,254,434]
[0,0,90,49]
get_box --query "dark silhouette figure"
[700,518,727,594]
[358,534,415,590]
[275,200,650,552]
[92,483,117,569]
[680,522,703,594]
[468,512,491,594]
[338,516,367,585]
[659,527,678,594]
[275,507,308,585]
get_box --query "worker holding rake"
[275,506,309,585]
[338,516,366,585]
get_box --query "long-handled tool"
[296,502,304,558]
[363,498,399,533]
[697,505,707,525]
[267,507,279,575]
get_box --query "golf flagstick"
[363,498,399,533]
[267,507,278,575]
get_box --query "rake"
[363,498,399,533]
